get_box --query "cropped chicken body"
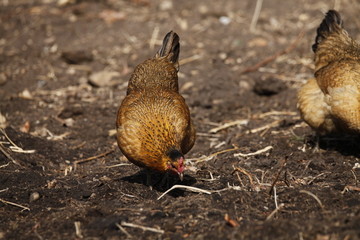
[297,10,360,136]
[116,31,195,183]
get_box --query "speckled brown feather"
[116,31,195,172]
[297,78,337,135]
[297,10,360,135]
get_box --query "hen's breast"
[315,60,360,133]
[116,90,192,172]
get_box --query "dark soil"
[1,0,360,239]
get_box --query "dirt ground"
[1,0,360,239]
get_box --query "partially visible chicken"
[297,10,360,138]
[116,31,196,185]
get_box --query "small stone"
[218,52,227,60]
[29,192,40,202]
[63,118,75,127]
[19,89,33,99]
[239,80,251,92]
[88,70,120,87]
[219,16,231,25]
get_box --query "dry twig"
[209,119,249,133]
[350,170,357,185]
[149,26,160,50]
[157,185,211,200]
[267,184,284,221]
[241,30,305,74]
[0,144,22,167]
[197,171,220,182]
[306,173,326,185]
[253,111,297,119]
[32,223,43,240]
[121,221,165,234]
[341,185,360,194]
[179,54,202,66]
[234,146,273,158]
[232,166,254,186]
[211,182,243,194]
[0,128,35,153]
[115,223,132,238]
[74,221,83,239]
[245,120,283,134]
[273,186,278,209]
[0,188,9,193]
[105,163,132,168]
[0,163,10,169]
[269,156,289,195]
[188,147,239,163]
[74,148,115,165]
[265,203,284,221]
[299,190,323,208]
[196,132,222,138]
[0,198,30,211]
[249,0,263,32]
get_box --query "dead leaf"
[20,121,30,133]
[19,89,33,99]
[224,214,239,227]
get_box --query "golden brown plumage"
[116,31,196,182]
[297,10,360,136]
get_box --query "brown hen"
[297,10,360,138]
[116,31,196,185]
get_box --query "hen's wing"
[312,10,358,72]
[316,60,360,133]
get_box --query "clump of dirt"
[253,76,287,96]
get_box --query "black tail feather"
[157,31,180,64]
[312,10,343,53]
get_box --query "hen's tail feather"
[312,10,343,53]
[157,31,180,64]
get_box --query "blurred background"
[1,0,360,239]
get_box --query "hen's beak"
[178,172,184,181]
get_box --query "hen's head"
[166,149,185,181]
